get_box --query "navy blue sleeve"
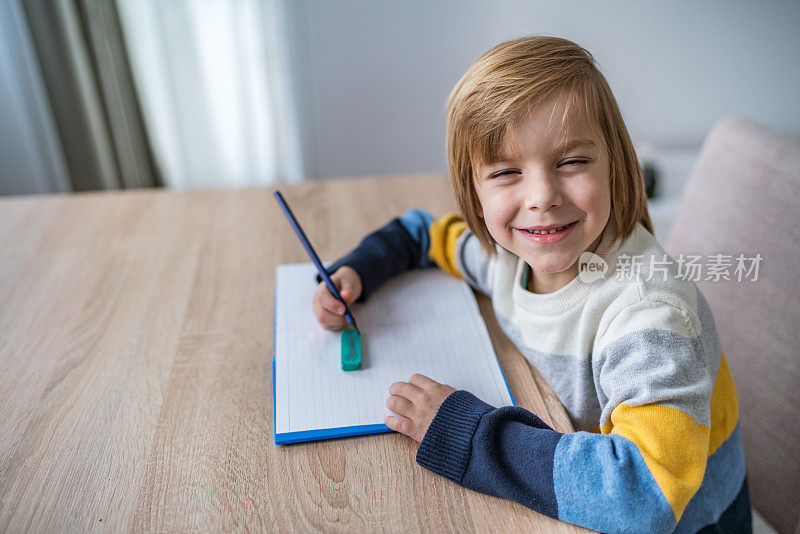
[415,390,563,519]
[318,210,435,301]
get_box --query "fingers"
[318,281,347,314]
[388,380,423,400]
[388,375,438,397]
[384,416,416,439]
[312,282,348,331]
[312,266,362,331]
[334,280,357,305]
[386,394,414,417]
[311,266,363,331]
[385,376,456,444]
[340,289,355,304]
[387,375,442,404]
[331,266,362,302]
[408,373,439,388]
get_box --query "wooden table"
[0,175,589,532]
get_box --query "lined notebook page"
[274,263,514,436]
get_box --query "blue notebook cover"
[273,358,396,445]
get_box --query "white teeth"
[529,222,571,235]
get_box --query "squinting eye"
[490,170,517,179]
[560,158,588,167]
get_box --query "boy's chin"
[524,255,578,275]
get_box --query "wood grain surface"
[0,175,590,532]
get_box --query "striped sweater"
[325,210,750,534]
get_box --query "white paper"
[274,263,514,435]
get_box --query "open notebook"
[273,263,516,445]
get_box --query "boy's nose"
[524,175,563,211]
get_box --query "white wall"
[294,1,800,183]
[4,1,799,197]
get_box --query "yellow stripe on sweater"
[708,353,739,455]
[600,403,710,522]
[597,352,741,521]
[428,214,467,278]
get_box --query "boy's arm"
[322,209,493,300]
[416,301,741,534]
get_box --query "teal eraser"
[340,329,362,371]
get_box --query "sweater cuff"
[315,218,421,302]
[416,390,495,484]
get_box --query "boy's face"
[473,96,611,292]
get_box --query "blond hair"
[447,36,653,254]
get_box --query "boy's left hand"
[385,374,457,443]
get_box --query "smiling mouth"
[521,221,578,235]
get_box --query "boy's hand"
[312,266,363,331]
[385,374,457,443]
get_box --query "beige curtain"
[20,0,160,191]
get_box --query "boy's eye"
[559,158,588,168]
[489,169,518,179]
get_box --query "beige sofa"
[664,118,800,534]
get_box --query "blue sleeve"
[319,209,435,301]
[416,390,561,518]
[416,390,679,534]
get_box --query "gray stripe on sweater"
[695,289,723,381]
[593,327,714,427]
[456,230,493,296]
[496,314,603,431]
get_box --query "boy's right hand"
[312,266,363,331]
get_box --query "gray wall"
[0,0,69,196]
[3,1,799,195]
[294,0,800,180]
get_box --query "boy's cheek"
[483,207,514,242]
[483,193,516,221]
